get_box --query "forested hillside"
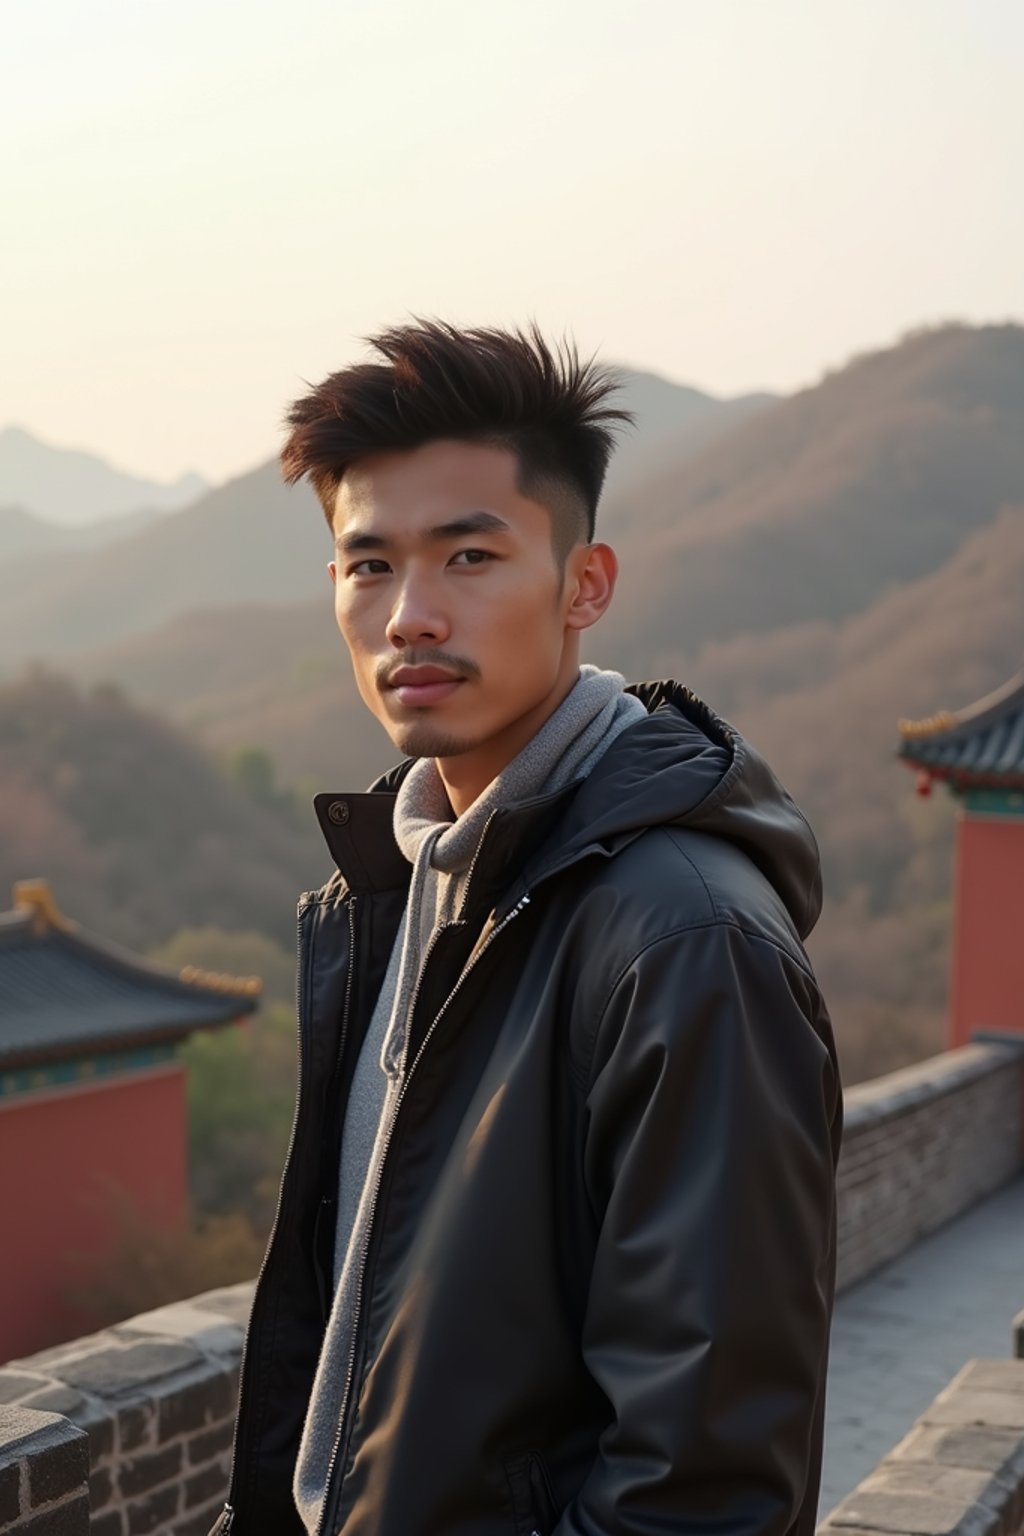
[597,321,1024,665]
[0,671,328,951]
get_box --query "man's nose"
[385,577,450,650]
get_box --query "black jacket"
[213,680,843,1536]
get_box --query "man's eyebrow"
[425,511,510,541]
[335,510,511,554]
[336,528,388,555]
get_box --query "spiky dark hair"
[279,318,633,555]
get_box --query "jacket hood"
[526,679,823,940]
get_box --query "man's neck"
[436,667,582,817]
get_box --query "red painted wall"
[950,813,1024,1049]
[0,1066,187,1361]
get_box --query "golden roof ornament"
[178,964,264,996]
[897,709,956,739]
[12,879,77,935]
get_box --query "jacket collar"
[313,776,584,913]
[312,682,662,908]
[308,681,684,897]
[314,790,409,894]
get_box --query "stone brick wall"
[1,1039,1023,1533]
[819,1358,1024,1536]
[0,1287,251,1536]
[837,1039,1024,1291]
[0,1407,89,1534]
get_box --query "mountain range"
[0,425,208,529]
[0,372,770,659]
[0,503,167,562]
[3,321,1023,1081]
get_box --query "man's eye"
[450,549,494,566]
[348,559,391,577]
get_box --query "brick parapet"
[0,1286,252,1536]
[837,1040,1024,1291]
[819,1358,1024,1536]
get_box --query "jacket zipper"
[339,896,357,1075]
[217,887,353,1536]
[316,874,532,1536]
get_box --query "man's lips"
[386,666,466,708]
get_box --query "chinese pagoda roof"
[897,667,1024,789]
[0,880,261,1070]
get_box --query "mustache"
[376,649,481,689]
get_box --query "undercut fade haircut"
[279,318,633,563]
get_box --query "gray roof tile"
[897,668,1024,787]
[0,907,259,1067]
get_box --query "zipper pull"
[210,1504,235,1534]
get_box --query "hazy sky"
[3,0,1023,485]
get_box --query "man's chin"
[390,720,475,760]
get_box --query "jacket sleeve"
[554,920,842,1536]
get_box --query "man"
[211,321,842,1536]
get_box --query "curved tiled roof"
[897,668,1024,788]
[0,882,261,1069]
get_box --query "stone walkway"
[819,1171,1024,1517]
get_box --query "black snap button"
[327,799,350,826]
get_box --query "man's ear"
[564,542,617,632]
[328,560,338,586]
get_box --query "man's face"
[328,439,590,763]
